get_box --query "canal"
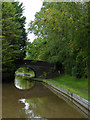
[2,72,85,118]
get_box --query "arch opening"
[15,67,36,78]
[14,67,36,90]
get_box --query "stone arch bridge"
[16,60,54,79]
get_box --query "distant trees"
[27,2,89,78]
[2,2,27,80]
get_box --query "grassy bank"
[34,75,89,101]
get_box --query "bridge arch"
[15,60,54,79]
[16,65,37,78]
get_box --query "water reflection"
[15,75,34,90]
[2,82,84,118]
[3,67,85,118]
[18,95,84,118]
[19,98,41,118]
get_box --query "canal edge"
[40,80,90,119]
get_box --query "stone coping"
[41,81,90,119]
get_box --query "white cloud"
[16,0,43,42]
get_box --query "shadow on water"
[2,69,85,118]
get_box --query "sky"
[16,0,43,42]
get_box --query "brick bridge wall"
[16,60,54,79]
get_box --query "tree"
[2,2,27,81]
[27,2,89,78]
[28,2,90,78]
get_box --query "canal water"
[2,75,85,118]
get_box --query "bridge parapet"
[18,60,54,67]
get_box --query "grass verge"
[34,75,89,101]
